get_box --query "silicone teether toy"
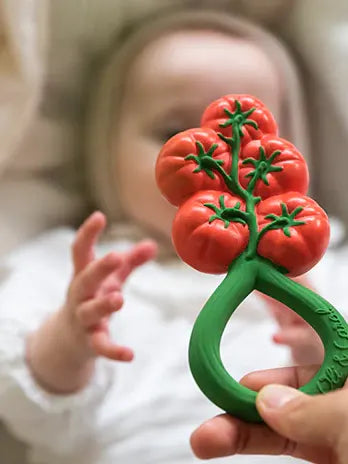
[155,94,348,422]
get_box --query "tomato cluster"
[156,94,329,276]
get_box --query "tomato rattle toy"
[155,94,348,422]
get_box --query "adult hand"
[191,365,348,463]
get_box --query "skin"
[26,30,332,462]
[261,277,325,366]
[27,212,157,393]
[113,30,282,238]
[114,28,317,365]
[191,365,348,463]
[27,30,286,393]
[267,292,324,365]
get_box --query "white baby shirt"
[1,226,343,464]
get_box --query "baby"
[0,10,322,464]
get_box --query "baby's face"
[113,30,281,239]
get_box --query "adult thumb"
[256,383,348,448]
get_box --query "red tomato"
[201,94,278,146]
[257,193,330,276]
[155,128,231,207]
[172,190,249,273]
[239,135,309,199]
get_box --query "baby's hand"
[263,277,324,365]
[27,212,157,393]
[61,211,157,362]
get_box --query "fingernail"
[258,384,302,410]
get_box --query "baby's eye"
[155,127,185,143]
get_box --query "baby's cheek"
[130,190,176,240]
[114,135,176,239]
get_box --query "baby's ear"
[239,0,292,25]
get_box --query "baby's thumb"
[256,384,348,449]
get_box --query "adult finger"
[240,365,320,392]
[257,384,348,457]
[190,413,331,462]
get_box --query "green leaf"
[220,120,231,128]
[231,218,247,226]
[269,166,283,173]
[242,157,258,167]
[243,107,256,118]
[268,149,282,163]
[265,213,278,221]
[206,143,219,156]
[195,141,206,155]
[245,119,258,130]
[281,203,289,217]
[205,169,215,179]
[208,215,218,223]
[218,133,233,145]
[184,154,197,162]
[291,206,304,218]
[234,100,242,112]
[204,203,220,214]
[293,220,306,227]
[219,195,226,209]
[258,146,267,161]
[261,173,270,186]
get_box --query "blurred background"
[0,0,347,461]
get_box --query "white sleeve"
[0,230,116,454]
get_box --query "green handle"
[189,253,348,422]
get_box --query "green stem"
[246,170,259,194]
[211,163,235,193]
[257,221,276,245]
[230,123,246,199]
[245,195,259,259]
[189,254,260,422]
[220,123,245,199]
[221,121,259,259]
[189,101,348,423]
[189,254,348,422]
[257,261,348,394]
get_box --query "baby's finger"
[273,326,321,347]
[72,212,106,275]
[268,303,305,328]
[77,292,123,328]
[273,327,324,365]
[118,240,157,282]
[73,252,122,302]
[90,331,134,362]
